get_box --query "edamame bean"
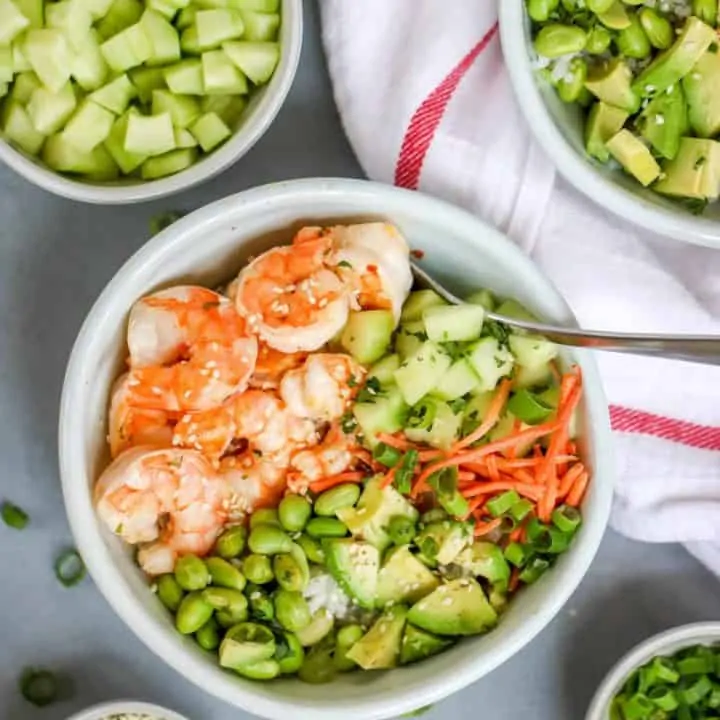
[560,0,576,10]
[215,610,238,628]
[585,25,612,54]
[248,525,294,555]
[234,659,281,680]
[526,0,559,23]
[243,554,274,584]
[195,617,220,651]
[156,574,184,612]
[557,58,588,103]
[638,8,673,49]
[420,509,447,525]
[276,632,305,674]
[214,525,247,559]
[620,0,644,5]
[273,553,306,592]
[616,12,651,59]
[314,483,361,517]
[387,516,417,547]
[693,0,717,25]
[247,584,275,621]
[534,24,587,58]
[296,534,325,564]
[298,638,337,684]
[176,591,214,634]
[206,557,246,591]
[278,494,312,532]
[274,589,312,632]
[296,609,334,647]
[249,508,281,529]
[305,517,348,539]
[174,554,210,591]
[586,0,615,12]
[334,624,364,671]
[202,587,249,618]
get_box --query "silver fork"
[411,262,720,366]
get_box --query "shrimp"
[94,446,230,574]
[250,341,308,390]
[124,286,258,412]
[289,424,358,488]
[233,228,349,353]
[219,451,289,516]
[280,353,365,424]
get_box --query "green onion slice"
[372,442,402,468]
[54,549,86,587]
[551,505,582,534]
[1,501,29,529]
[394,449,419,495]
[486,490,521,517]
[20,668,58,707]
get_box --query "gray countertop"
[1,2,718,719]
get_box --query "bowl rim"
[59,177,614,720]
[64,699,190,720]
[0,0,303,205]
[584,621,720,720]
[498,0,720,250]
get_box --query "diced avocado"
[606,129,661,187]
[453,542,511,591]
[353,385,409,446]
[585,101,629,163]
[637,83,688,160]
[394,341,452,406]
[219,623,276,669]
[340,310,395,364]
[295,609,334,647]
[405,399,462,450]
[422,304,485,343]
[654,136,720,200]
[395,320,426,360]
[323,539,379,609]
[346,606,406,670]
[585,59,640,113]
[683,49,720,138]
[466,337,514,392]
[400,289,447,322]
[407,578,498,636]
[376,546,440,608]
[368,354,400,385]
[415,520,472,566]
[597,1,631,30]
[400,624,453,665]
[633,17,717,97]
[432,359,480,402]
[508,334,558,370]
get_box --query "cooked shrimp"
[234,228,349,353]
[108,374,176,458]
[289,424,357,488]
[331,222,412,321]
[220,451,289,516]
[95,447,230,574]
[250,342,308,390]
[125,286,258,412]
[280,353,366,423]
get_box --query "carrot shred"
[474,517,503,537]
[509,567,520,593]
[558,463,585,500]
[509,526,524,543]
[566,471,589,507]
[457,470,475,482]
[486,454,500,482]
[452,378,512,453]
[461,495,486,521]
[418,449,444,462]
[379,467,397,490]
[376,433,414,450]
[462,481,542,502]
[308,471,365,493]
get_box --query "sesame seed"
[441,597,453,606]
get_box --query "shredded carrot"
[474,517,503,537]
[377,433,415,450]
[457,470,475,482]
[452,378,512,452]
[509,567,520,593]
[462,481,542,502]
[486,454,500,482]
[308,471,365,494]
[379,467,397,490]
[418,449,444,462]
[509,526,524,543]
[558,463,585,500]
[566,471,589,507]
[461,495,486,521]
[498,455,576,470]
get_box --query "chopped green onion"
[150,210,184,236]
[708,684,720,708]
[498,515,517,533]
[620,693,654,720]
[525,517,546,543]
[54,549,86,587]
[20,668,58,707]
[677,655,715,676]
[428,467,469,518]
[372,442,402,468]
[678,674,713,705]
[504,542,532,568]
[551,505,581,534]
[532,526,570,554]
[507,388,553,424]
[647,685,679,712]
[518,556,550,584]
[486,490,521,518]
[651,657,680,685]
[1,501,29,529]
[677,703,692,720]
[394,450,419,495]
[509,499,534,522]
[407,398,437,431]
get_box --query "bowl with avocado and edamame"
[500,0,720,248]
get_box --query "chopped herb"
[407,329,428,341]
[494,355,506,369]
[150,210,185,236]
[483,319,510,345]
[340,412,358,434]
[356,376,384,403]
[54,549,86,588]
[337,260,353,269]
[394,450,419,495]
[677,197,709,215]
[1,501,28,529]
[441,341,470,361]
[711,42,718,53]
[448,397,468,414]
[694,155,707,169]
[348,375,358,388]
[20,668,59,707]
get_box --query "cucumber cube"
[368,354,400,385]
[14,0,43,27]
[101,23,152,73]
[163,59,203,94]
[339,310,395,364]
[513,363,553,391]
[175,6,196,28]
[405,400,462,450]
[467,337,514,392]
[228,0,278,10]
[180,26,201,55]
[146,0,178,19]
[151,88,199,128]
[2,100,45,154]
[140,147,196,178]
[174,126,197,148]
[71,30,109,91]
[83,0,114,20]
[9,71,40,103]
[129,65,166,102]
[0,0,30,46]
[90,74,136,114]
[194,0,227,8]
[104,109,147,173]
[223,41,279,84]
[124,110,175,155]
[141,9,181,65]
[394,341,452,406]
[62,100,115,152]
[200,93,245,126]
[27,81,76,134]
[45,0,93,52]
[432,359,480,401]
[239,10,279,41]
[188,111,230,151]
[25,29,72,92]
[42,133,118,178]
[201,50,248,94]
[423,304,485,343]
[196,9,244,50]
[508,334,558,370]
[96,0,143,40]
[401,290,447,323]
[395,320,426,360]
[0,47,12,84]
[353,386,409,444]
[12,41,32,73]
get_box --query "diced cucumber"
[14,0,43,27]
[400,289,447,322]
[188,110,230,150]
[146,0,185,19]
[174,126,197,147]
[462,392,494,436]
[62,100,115,152]
[141,9,181,65]
[201,49,248,94]
[70,30,108,91]
[395,321,426,360]
[432,359,479,401]
[83,0,115,20]
[124,110,175,155]
[27,81,76,134]
[394,341,452,406]
[353,385,409,446]
[104,109,147,173]
[193,0,227,8]
[0,47,13,84]
[465,289,496,311]
[200,93,245,125]
[140,147,196,178]
[42,133,119,178]
[2,100,45,154]
[175,5,196,28]
[9,71,41,103]
[222,40,279,84]
[179,26,200,55]
[405,399,462,450]
[25,29,72,92]
[196,9,244,50]
[163,59,203,95]
[101,23,152,73]
[12,41,32,73]
[90,74,136,114]
[495,298,538,323]
[96,0,143,40]
[487,412,534,457]
[228,0,278,10]
[368,354,400,385]
[467,337,514,392]
[239,9,279,41]
[508,334,558,370]
[423,304,485,343]
[0,0,30,45]
[339,310,395,365]
[45,0,92,52]
[152,88,199,128]
[513,362,553,390]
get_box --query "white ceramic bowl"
[0,0,302,205]
[585,622,720,720]
[65,700,190,720]
[59,178,614,720]
[499,1,720,249]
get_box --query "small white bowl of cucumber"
[500,0,720,249]
[0,0,302,203]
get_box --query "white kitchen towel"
[319,0,720,572]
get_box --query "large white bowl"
[585,622,720,720]
[59,178,614,720]
[499,1,720,249]
[0,0,302,204]
[66,700,190,720]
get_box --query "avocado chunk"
[585,59,640,113]
[337,477,419,550]
[415,520,472,566]
[637,83,688,160]
[683,49,720,138]
[453,541,511,591]
[346,605,407,669]
[585,101,629,163]
[323,539,379,609]
[606,129,661,186]
[654,137,720,200]
[400,624,453,665]
[633,17,717,97]
[407,578,498,636]
[376,546,440,608]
